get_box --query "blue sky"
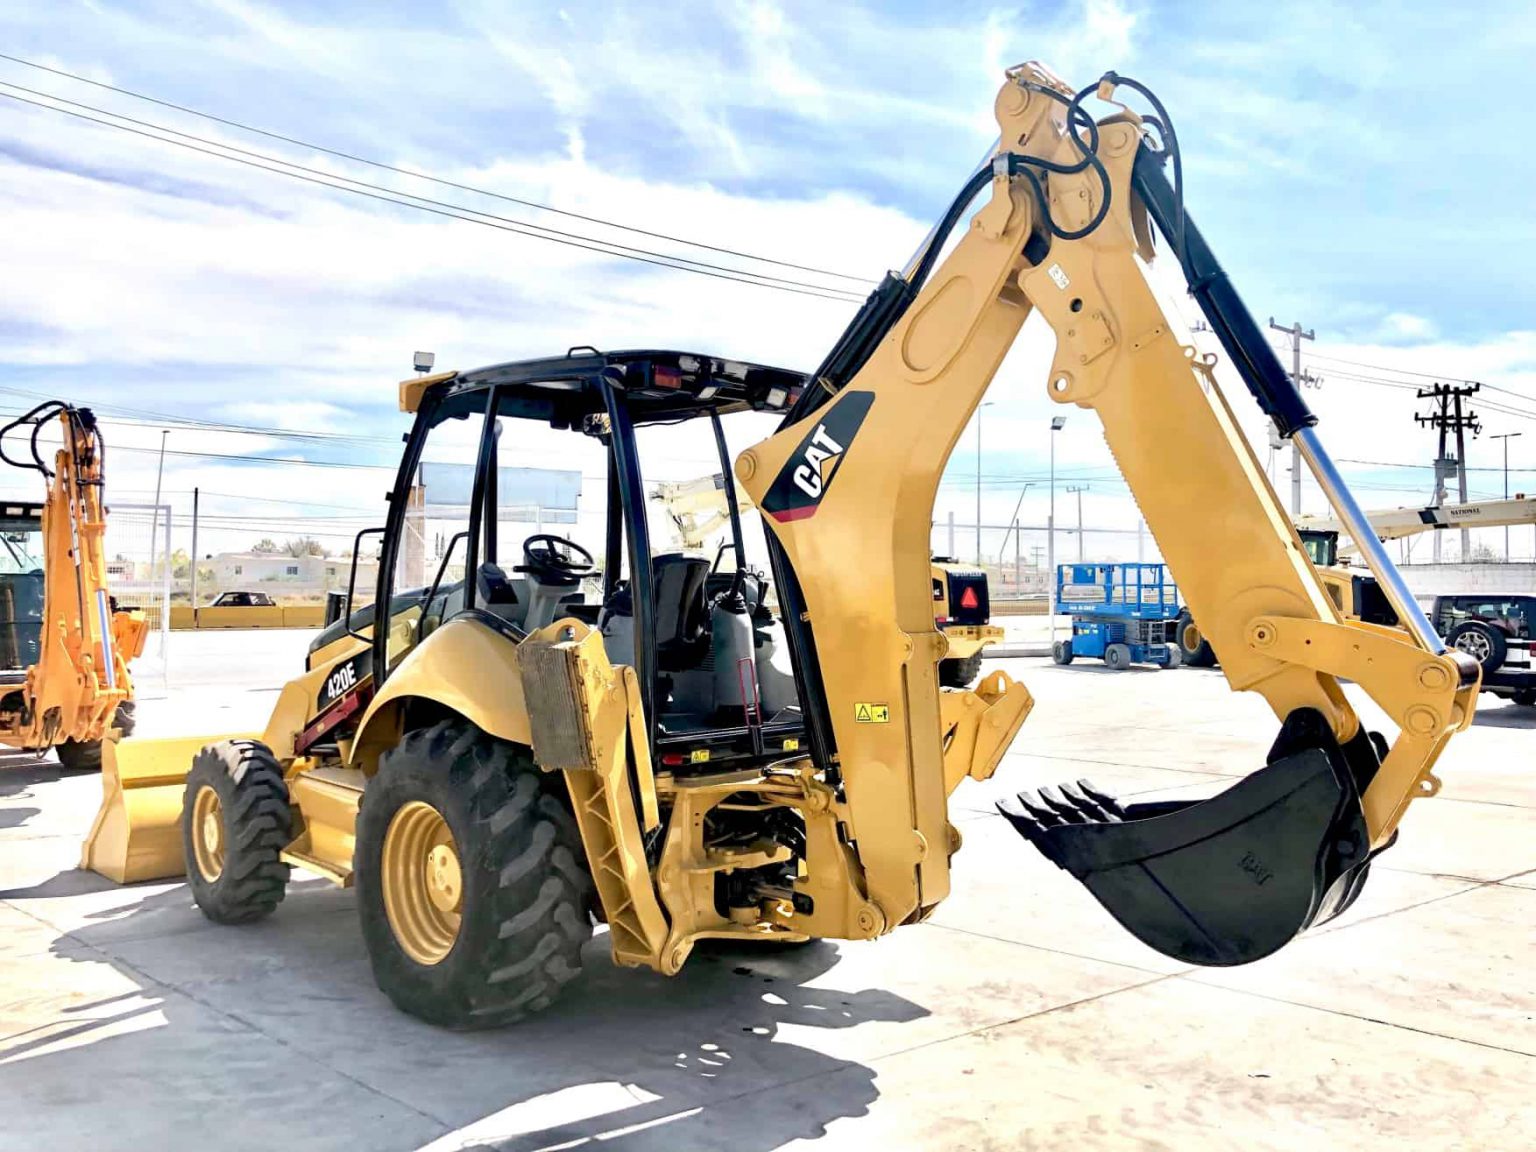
[1,0,1533,553]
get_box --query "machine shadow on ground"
[1469,703,1536,729]
[3,873,929,1151]
[0,756,73,833]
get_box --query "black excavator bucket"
[998,711,1380,966]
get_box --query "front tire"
[182,740,292,924]
[1176,609,1217,667]
[1051,640,1074,665]
[355,720,593,1030]
[1104,643,1132,671]
[939,651,985,687]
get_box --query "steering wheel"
[521,534,596,582]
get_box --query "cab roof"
[399,348,808,428]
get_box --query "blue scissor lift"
[1053,562,1183,670]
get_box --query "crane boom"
[1298,495,1536,550]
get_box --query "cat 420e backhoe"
[85,62,1479,1027]
[0,402,144,770]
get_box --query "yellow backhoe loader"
[0,401,144,769]
[84,62,1479,1028]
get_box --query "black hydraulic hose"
[781,164,994,431]
[0,400,66,475]
[906,165,994,298]
[1131,144,1316,436]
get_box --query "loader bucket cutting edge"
[997,741,1372,967]
[82,733,258,884]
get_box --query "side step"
[999,712,1376,966]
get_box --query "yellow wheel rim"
[1181,621,1201,652]
[382,801,462,966]
[191,785,225,883]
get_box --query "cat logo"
[792,425,845,499]
[760,391,875,523]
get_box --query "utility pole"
[1490,431,1523,561]
[1048,416,1066,641]
[1267,319,1320,514]
[190,487,200,627]
[998,482,1035,565]
[1066,484,1088,562]
[1415,383,1481,561]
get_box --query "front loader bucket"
[999,716,1375,967]
[81,734,253,884]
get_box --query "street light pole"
[975,402,993,565]
[1048,416,1066,643]
[1491,432,1523,561]
[149,428,169,580]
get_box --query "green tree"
[284,536,327,558]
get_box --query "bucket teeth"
[998,778,1123,841]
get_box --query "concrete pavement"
[1,639,1532,1150]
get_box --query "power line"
[1338,456,1536,474]
[0,86,865,304]
[0,384,397,447]
[0,52,875,287]
[1308,352,1535,406]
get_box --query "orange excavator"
[0,402,144,769]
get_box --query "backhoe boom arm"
[737,62,1478,966]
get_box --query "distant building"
[209,552,379,599]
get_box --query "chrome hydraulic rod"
[1294,426,1445,654]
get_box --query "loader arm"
[737,63,1478,965]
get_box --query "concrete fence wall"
[168,605,327,631]
[1400,563,1536,603]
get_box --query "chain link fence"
[931,516,1163,600]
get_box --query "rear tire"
[113,699,137,738]
[1163,645,1183,669]
[355,720,594,1030]
[182,740,292,925]
[1447,620,1507,672]
[55,738,103,772]
[1176,609,1217,667]
[1104,643,1132,671]
[1051,640,1074,666]
[53,701,138,773]
[939,651,985,688]
[1513,689,1535,708]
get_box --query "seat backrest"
[652,553,710,669]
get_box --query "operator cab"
[344,349,809,771]
[0,502,45,685]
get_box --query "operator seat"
[651,553,710,672]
